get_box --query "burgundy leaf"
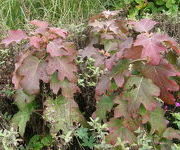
[123,46,142,60]
[79,45,98,58]
[140,60,180,104]
[105,55,116,70]
[134,33,170,65]
[96,75,111,96]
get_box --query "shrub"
[2,10,180,149]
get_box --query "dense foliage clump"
[1,10,180,149]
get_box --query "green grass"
[0,0,109,29]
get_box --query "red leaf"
[106,118,136,144]
[114,73,124,87]
[94,54,106,68]
[29,36,42,49]
[49,27,68,39]
[105,55,116,70]
[47,39,68,57]
[17,56,50,94]
[123,46,142,60]
[134,33,168,65]
[116,37,133,59]
[128,19,157,33]
[30,20,49,28]
[2,30,28,46]
[140,60,180,104]
[47,56,77,82]
[162,35,180,55]
[111,59,130,88]
[96,75,111,96]
[12,51,31,89]
[79,44,97,58]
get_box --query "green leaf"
[112,59,129,75]
[12,101,35,136]
[156,0,165,5]
[27,135,43,150]
[75,127,89,139]
[135,0,143,4]
[43,97,85,135]
[82,136,96,149]
[149,108,167,134]
[14,89,35,111]
[95,96,114,120]
[41,135,53,146]
[123,76,160,113]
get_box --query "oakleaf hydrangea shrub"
[2,10,180,149]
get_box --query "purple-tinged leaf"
[2,30,28,46]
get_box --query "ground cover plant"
[0,10,180,149]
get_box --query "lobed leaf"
[123,76,160,113]
[94,96,114,120]
[17,56,50,95]
[149,108,167,134]
[128,18,157,33]
[43,97,85,135]
[139,60,180,104]
[106,118,136,145]
[2,30,28,46]
[30,20,49,28]
[47,56,77,83]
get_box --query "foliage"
[77,57,102,87]
[105,0,179,19]
[172,112,180,129]
[0,84,15,98]
[0,128,22,150]
[75,118,111,149]
[2,20,84,140]
[2,10,180,149]
[80,10,180,147]
[26,134,53,150]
